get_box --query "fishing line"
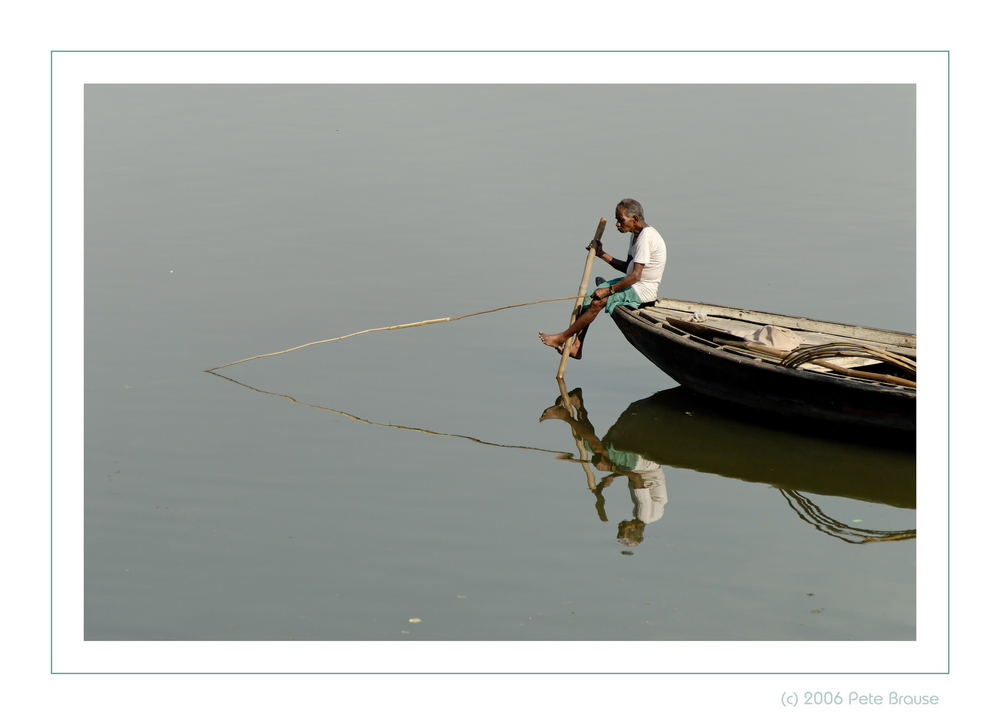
[206,369,583,460]
[205,294,581,372]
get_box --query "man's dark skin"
[539,388,651,545]
[538,204,648,359]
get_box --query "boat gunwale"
[643,298,916,353]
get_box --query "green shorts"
[583,440,639,472]
[581,276,644,315]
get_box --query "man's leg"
[538,297,607,359]
[570,317,594,359]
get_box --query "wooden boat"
[611,298,916,433]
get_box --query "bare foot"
[538,332,567,353]
[539,404,571,422]
[539,332,582,359]
[551,389,585,418]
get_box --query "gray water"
[85,84,916,641]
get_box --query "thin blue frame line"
[51,47,942,676]
[50,49,55,675]
[946,49,951,674]
[52,669,948,675]
[49,49,949,54]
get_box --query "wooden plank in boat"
[639,302,916,358]
[637,309,913,373]
[647,298,916,350]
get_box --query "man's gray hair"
[617,198,645,221]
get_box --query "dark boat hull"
[612,305,916,433]
[604,388,915,508]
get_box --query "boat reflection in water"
[541,384,915,547]
[207,371,915,547]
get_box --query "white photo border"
[52,49,948,674]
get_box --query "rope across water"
[205,294,581,372]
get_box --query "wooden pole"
[557,378,598,492]
[556,217,607,380]
[720,340,917,388]
[206,293,580,372]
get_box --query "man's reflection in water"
[541,387,667,547]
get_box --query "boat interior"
[632,298,917,387]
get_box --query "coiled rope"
[781,342,916,374]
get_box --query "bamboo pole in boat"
[810,360,917,389]
[721,340,917,389]
[556,217,607,380]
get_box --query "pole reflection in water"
[543,382,668,548]
[207,372,914,546]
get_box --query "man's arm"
[587,239,629,274]
[594,263,644,300]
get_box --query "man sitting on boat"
[539,198,667,359]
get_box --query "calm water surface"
[85,85,915,640]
